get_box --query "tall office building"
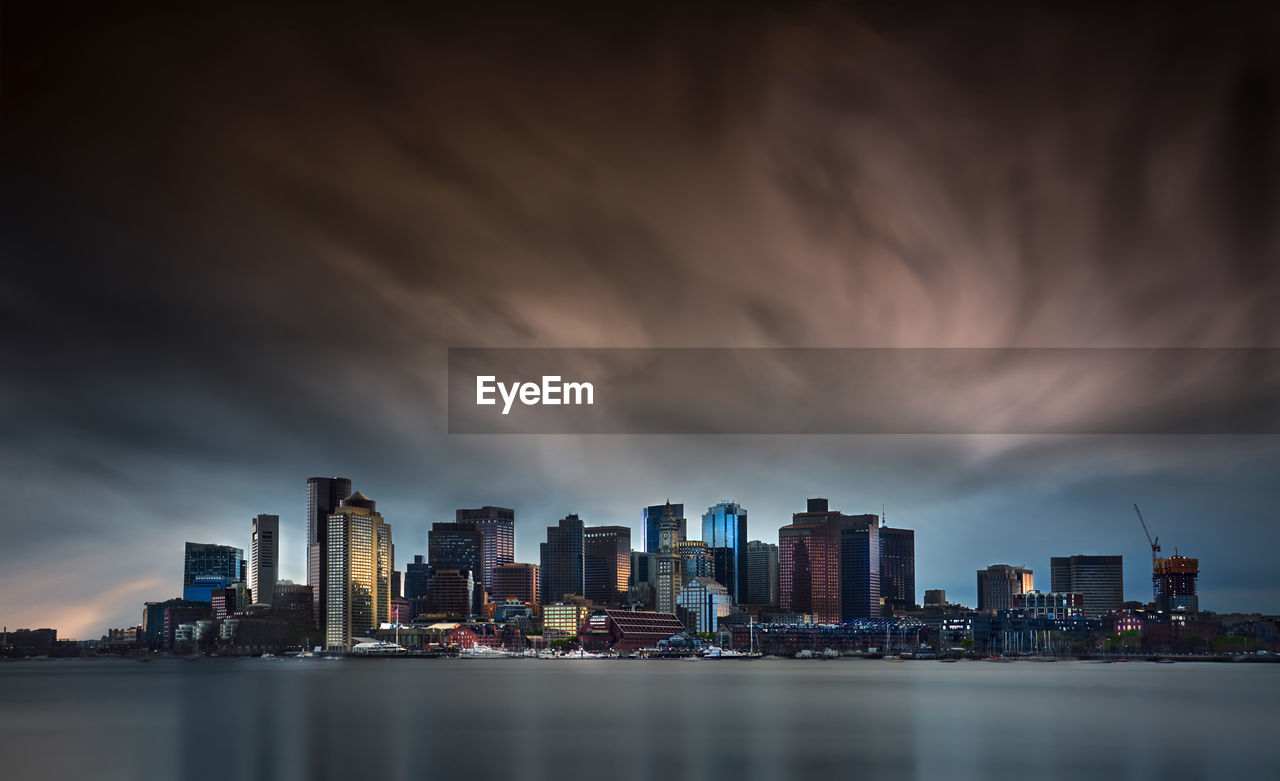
[455,506,515,592]
[643,503,686,553]
[493,562,540,604]
[183,542,245,602]
[307,476,352,627]
[746,540,779,607]
[1153,554,1199,613]
[249,514,279,606]
[540,515,585,603]
[778,499,880,622]
[977,564,1034,613]
[654,502,682,615]
[1050,555,1123,618]
[702,501,748,603]
[428,523,484,576]
[584,525,631,605]
[324,491,393,648]
[879,526,915,614]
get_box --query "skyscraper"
[1050,555,1123,618]
[654,502,682,615]
[250,514,279,607]
[183,542,245,602]
[584,525,631,605]
[702,501,748,603]
[879,526,915,614]
[778,499,880,622]
[642,502,686,553]
[977,564,1034,613]
[540,514,585,603]
[324,491,392,648]
[677,540,714,582]
[307,476,352,627]
[746,540,779,607]
[428,521,485,613]
[455,506,515,592]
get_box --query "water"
[1,657,1275,781]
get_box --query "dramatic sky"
[3,3,1277,637]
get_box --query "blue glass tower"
[701,501,748,603]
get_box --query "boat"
[458,645,511,658]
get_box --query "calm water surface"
[1,657,1276,781]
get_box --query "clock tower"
[654,500,681,615]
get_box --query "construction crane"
[1133,504,1160,561]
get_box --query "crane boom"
[1133,504,1160,557]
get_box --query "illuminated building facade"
[677,540,713,582]
[1013,590,1084,619]
[324,491,393,648]
[543,600,595,636]
[585,525,631,605]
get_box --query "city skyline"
[2,472,1251,640]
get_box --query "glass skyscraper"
[540,515,585,603]
[702,501,748,603]
[324,491,392,648]
[307,476,352,627]
[454,506,515,592]
[250,513,278,606]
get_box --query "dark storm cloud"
[1,3,1278,635]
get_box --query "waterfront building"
[307,477,353,628]
[879,526,915,614]
[183,542,245,602]
[271,581,315,629]
[1049,555,1123,618]
[540,515,585,603]
[324,491,393,648]
[702,501,748,603]
[779,498,880,622]
[746,540,779,607]
[578,609,687,653]
[455,506,516,592]
[977,564,1034,614]
[543,599,595,636]
[643,502,686,553]
[584,525,631,605]
[250,514,279,607]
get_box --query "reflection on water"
[1,658,1276,781]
